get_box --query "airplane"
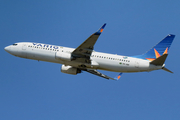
[4,23,175,80]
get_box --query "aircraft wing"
[72,23,106,63]
[83,69,116,80]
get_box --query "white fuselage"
[4,42,162,73]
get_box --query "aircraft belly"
[126,59,149,72]
[97,59,150,73]
[96,59,128,72]
[25,50,63,63]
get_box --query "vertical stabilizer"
[135,34,175,60]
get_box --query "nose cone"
[4,46,11,53]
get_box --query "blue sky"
[1,0,180,120]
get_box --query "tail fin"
[136,34,175,60]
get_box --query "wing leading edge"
[70,23,123,80]
[83,69,123,80]
[84,69,115,80]
[72,23,106,63]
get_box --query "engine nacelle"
[55,51,72,61]
[61,65,81,75]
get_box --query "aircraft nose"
[4,46,11,53]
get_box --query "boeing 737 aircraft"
[4,24,175,80]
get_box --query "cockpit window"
[13,43,18,46]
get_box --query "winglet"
[94,23,106,35]
[114,73,123,80]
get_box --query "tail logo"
[146,47,168,61]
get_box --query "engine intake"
[61,65,81,75]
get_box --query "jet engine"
[61,64,81,75]
[55,51,72,61]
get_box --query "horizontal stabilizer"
[150,54,168,66]
[162,67,173,73]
